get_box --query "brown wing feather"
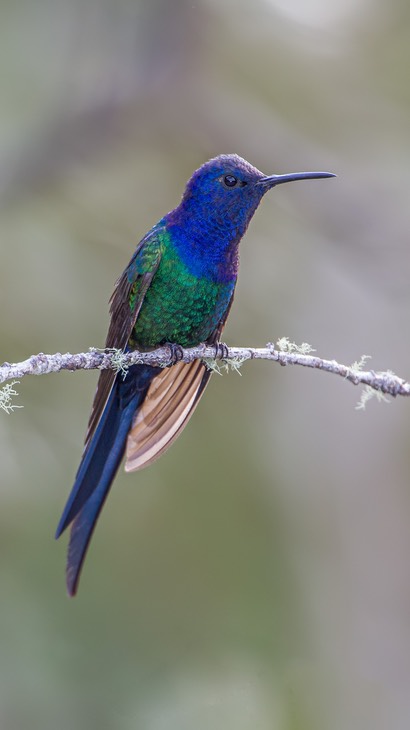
[125,359,211,471]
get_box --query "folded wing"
[125,359,210,471]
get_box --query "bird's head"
[175,153,335,237]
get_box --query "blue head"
[166,154,334,281]
[170,155,269,243]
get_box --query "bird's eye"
[223,174,238,188]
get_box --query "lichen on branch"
[0,340,409,410]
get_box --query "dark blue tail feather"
[56,364,159,596]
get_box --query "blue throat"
[164,211,246,283]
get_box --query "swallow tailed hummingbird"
[56,154,335,595]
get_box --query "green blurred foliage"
[1,0,410,728]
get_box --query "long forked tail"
[55,364,158,596]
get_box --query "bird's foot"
[213,342,229,360]
[166,343,185,365]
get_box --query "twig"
[0,341,409,399]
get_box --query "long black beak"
[257,170,336,189]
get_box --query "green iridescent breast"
[131,231,234,348]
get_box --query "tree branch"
[0,340,409,405]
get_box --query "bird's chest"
[132,255,235,348]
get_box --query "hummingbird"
[56,154,335,595]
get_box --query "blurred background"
[1,0,410,728]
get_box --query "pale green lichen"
[0,381,23,414]
[109,349,132,378]
[225,356,247,375]
[203,356,246,376]
[276,337,315,355]
[350,354,371,372]
[355,365,395,409]
[203,358,224,375]
[92,347,135,378]
[356,385,390,410]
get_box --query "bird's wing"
[85,229,162,448]
[124,289,235,472]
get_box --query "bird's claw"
[213,342,229,360]
[166,343,185,364]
